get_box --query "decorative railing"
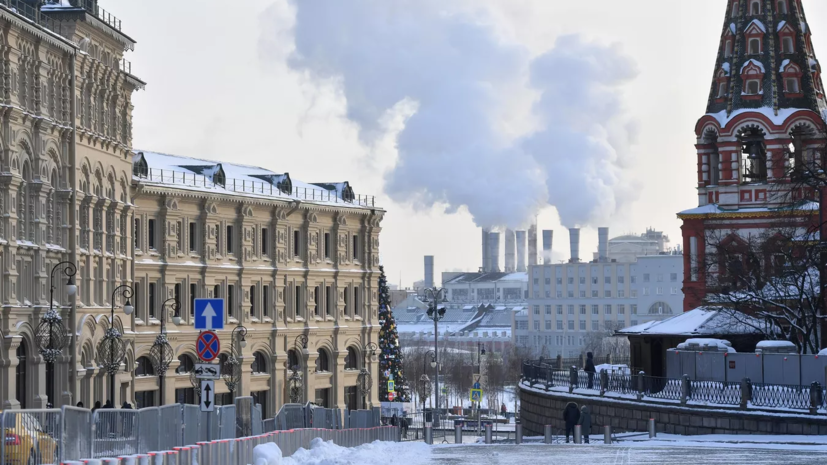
[520,360,827,413]
[137,167,377,207]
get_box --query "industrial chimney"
[569,228,580,263]
[489,231,501,272]
[598,227,609,263]
[424,255,434,288]
[504,229,516,272]
[542,230,553,264]
[528,223,538,266]
[481,228,490,272]
[516,230,527,272]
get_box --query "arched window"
[749,38,761,54]
[739,127,768,182]
[315,349,330,373]
[345,346,359,370]
[732,1,739,17]
[287,349,300,371]
[176,354,195,374]
[725,40,733,57]
[136,356,155,376]
[16,341,27,408]
[782,36,794,53]
[777,0,787,14]
[252,351,268,374]
[746,79,761,94]
[751,0,760,14]
[781,61,803,95]
[648,302,674,315]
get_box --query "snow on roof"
[729,23,736,35]
[617,307,763,336]
[679,200,819,216]
[676,338,735,352]
[756,340,797,349]
[740,58,765,74]
[745,19,767,33]
[134,150,377,209]
[779,58,791,73]
[722,62,731,76]
[777,20,788,32]
[705,107,822,129]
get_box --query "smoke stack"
[489,231,501,272]
[569,228,580,263]
[504,229,516,272]
[542,230,553,264]
[481,228,490,272]
[598,227,609,263]
[424,256,434,288]
[516,231,527,272]
[528,223,538,266]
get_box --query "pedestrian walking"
[501,403,507,418]
[563,402,580,443]
[391,413,398,427]
[585,352,597,389]
[578,405,591,444]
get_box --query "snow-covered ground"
[253,435,827,464]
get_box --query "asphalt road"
[428,444,827,464]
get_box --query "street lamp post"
[36,261,77,406]
[422,350,436,413]
[150,298,178,405]
[289,334,309,403]
[358,342,377,408]
[476,342,486,435]
[98,284,133,404]
[222,324,247,400]
[424,287,447,424]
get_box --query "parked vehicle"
[3,412,58,465]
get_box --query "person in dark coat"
[578,405,592,443]
[391,413,398,427]
[585,352,597,389]
[76,402,84,408]
[103,400,113,409]
[122,402,132,409]
[92,401,101,412]
[563,402,580,443]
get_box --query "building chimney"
[569,228,580,263]
[504,229,516,272]
[598,227,609,263]
[516,230,527,272]
[489,231,501,272]
[528,223,538,266]
[481,228,490,272]
[424,255,434,288]
[542,230,553,264]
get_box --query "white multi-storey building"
[513,228,683,357]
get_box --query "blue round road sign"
[197,331,220,362]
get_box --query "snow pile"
[677,338,735,352]
[595,364,630,374]
[255,438,432,465]
[253,443,284,465]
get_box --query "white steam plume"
[276,0,639,228]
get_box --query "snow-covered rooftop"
[617,307,763,336]
[679,200,819,217]
[133,150,377,209]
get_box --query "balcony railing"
[73,0,122,31]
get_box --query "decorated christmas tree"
[378,265,409,402]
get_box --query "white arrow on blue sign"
[194,298,225,330]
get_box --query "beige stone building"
[0,1,382,418]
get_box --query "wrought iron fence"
[521,359,827,413]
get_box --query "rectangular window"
[533,321,540,331]
[134,219,141,249]
[545,278,551,285]
[618,304,625,315]
[352,235,359,260]
[545,320,551,330]
[643,273,650,283]
[567,277,574,285]
[262,286,269,317]
[189,222,196,252]
[227,285,235,317]
[656,287,663,295]
[295,285,302,318]
[293,230,300,257]
[604,304,612,314]
[592,320,599,331]
[631,290,638,298]
[631,304,638,315]
[556,291,562,298]
[568,321,574,331]
[313,286,320,317]
[250,285,257,318]
[557,320,563,330]
[670,273,678,282]
[579,277,585,285]
[567,291,574,298]
[174,283,181,316]
[215,225,220,253]
[190,283,197,318]
[579,291,586,298]
[134,282,141,319]
[344,288,350,316]
[213,284,220,299]
[354,286,361,316]
[545,305,551,315]
[177,221,183,252]
[579,320,586,331]
[226,226,234,255]
[261,228,269,255]
[591,277,598,285]
[148,219,156,249]
[533,278,539,285]
[148,283,156,319]
[579,305,586,315]
[631,276,636,284]
[604,276,611,284]
[556,278,562,285]
[324,232,331,259]
[604,290,611,298]
[591,305,599,315]
[618,290,625,298]
[617,276,624,284]
[592,290,598,297]
[326,286,333,316]
[567,305,574,315]
[533,305,540,315]
[556,305,563,315]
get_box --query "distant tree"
[378,266,409,401]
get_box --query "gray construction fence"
[666,349,827,386]
[3,398,383,463]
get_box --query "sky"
[108,0,827,288]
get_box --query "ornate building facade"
[680,0,827,310]
[0,1,382,418]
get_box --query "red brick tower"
[680,0,827,310]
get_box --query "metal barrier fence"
[521,360,827,412]
[252,404,263,436]
[0,409,62,465]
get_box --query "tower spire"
[706,0,826,119]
